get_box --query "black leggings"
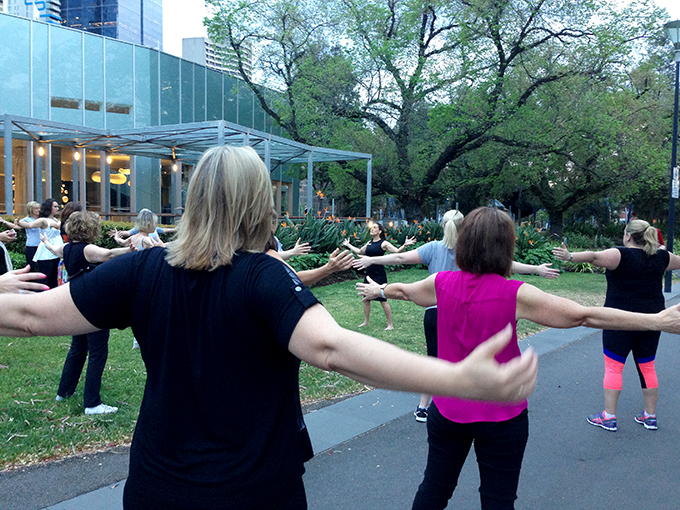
[424,308,438,357]
[412,404,529,510]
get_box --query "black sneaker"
[414,406,428,423]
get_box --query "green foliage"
[514,224,555,265]
[9,251,25,270]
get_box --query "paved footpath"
[2,288,680,509]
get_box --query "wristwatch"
[380,283,388,299]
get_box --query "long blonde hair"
[442,209,465,249]
[166,146,274,270]
[625,219,658,256]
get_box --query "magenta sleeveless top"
[433,271,527,423]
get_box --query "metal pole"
[665,58,679,293]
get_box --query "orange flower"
[281,222,287,227]
[343,230,347,235]
[413,220,418,224]
[353,232,357,238]
[529,240,534,245]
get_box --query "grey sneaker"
[634,410,657,430]
[414,407,428,423]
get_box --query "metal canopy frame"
[1,115,373,217]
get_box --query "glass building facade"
[0,12,301,219]
[60,0,163,51]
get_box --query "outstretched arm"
[342,238,367,255]
[382,236,416,254]
[288,306,538,402]
[516,283,680,333]
[83,244,134,264]
[512,261,559,279]
[0,266,48,293]
[40,232,64,258]
[352,249,422,270]
[552,243,620,270]
[357,274,437,307]
[280,238,311,260]
[297,249,353,287]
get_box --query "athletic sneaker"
[587,411,617,431]
[414,406,428,423]
[85,404,118,415]
[634,410,658,430]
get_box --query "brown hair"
[456,207,515,277]
[65,211,101,244]
[60,202,83,226]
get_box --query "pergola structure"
[2,114,373,217]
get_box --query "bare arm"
[382,236,416,254]
[288,305,538,402]
[297,249,353,287]
[666,251,680,271]
[40,232,64,258]
[279,238,311,260]
[511,261,559,279]
[0,283,100,336]
[552,243,620,270]
[0,266,48,293]
[356,274,437,307]
[342,238,367,255]
[352,248,422,270]
[83,244,133,264]
[516,283,680,333]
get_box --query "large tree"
[206,0,667,218]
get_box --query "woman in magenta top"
[357,206,680,509]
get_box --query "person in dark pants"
[359,207,680,510]
[41,211,133,414]
[554,219,680,431]
[2,201,43,272]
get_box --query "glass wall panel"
[135,46,159,127]
[53,146,76,207]
[84,35,105,128]
[108,154,131,213]
[206,69,223,121]
[193,65,205,122]
[85,149,101,210]
[160,53,180,125]
[0,16,30,117]
[50,27,83,125]
[160,159,172,215]
[32,23,49,120]
[224,75,238,123]
[0,139,30,215]
[181,59,194,123]
[135,157,161,212]
[238,80,253,127]
[105,39,134,129]
[253,91,265,131]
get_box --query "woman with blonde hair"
[1,201,42,271]
[353,209,559,422]
[0,146,540,510]
[358,207,680,509]
[554,219,680,431]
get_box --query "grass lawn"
[0,269,609,470]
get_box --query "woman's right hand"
[342,238,351,248]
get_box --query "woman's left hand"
[404,236,417,247]
[552,243,570,261]
[356,276,381,302]
[536,263,559,279]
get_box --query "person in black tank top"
[40,211,133,415]
[342,223,415,330]
[554,219,680,431]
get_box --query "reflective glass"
[238,80,253,127]
[224,75,238,123]
[50,26,83,124]
[85,149,101,210]
[206,69,223,121]
[181,60,194,123]
[32,22,49,120]
[134,156,161,212]
[194,65,205,122]
[0,16,30,116]
[253,85,265,131]
[160,53,180,125]
[84,35,105,128]
[105,39,134,129]
[108,153,130,212]
[135,46,159,127]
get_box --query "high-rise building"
[5,0,62,23]
[182,37,252,80]
[60,0,162,50]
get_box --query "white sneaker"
[85,404,118,415]
[55,395,66,402]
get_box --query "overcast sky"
[162,0,680,59]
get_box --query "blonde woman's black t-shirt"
[69,248,318,508]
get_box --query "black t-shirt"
[69,248,319,508]
[604,247,669,313]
